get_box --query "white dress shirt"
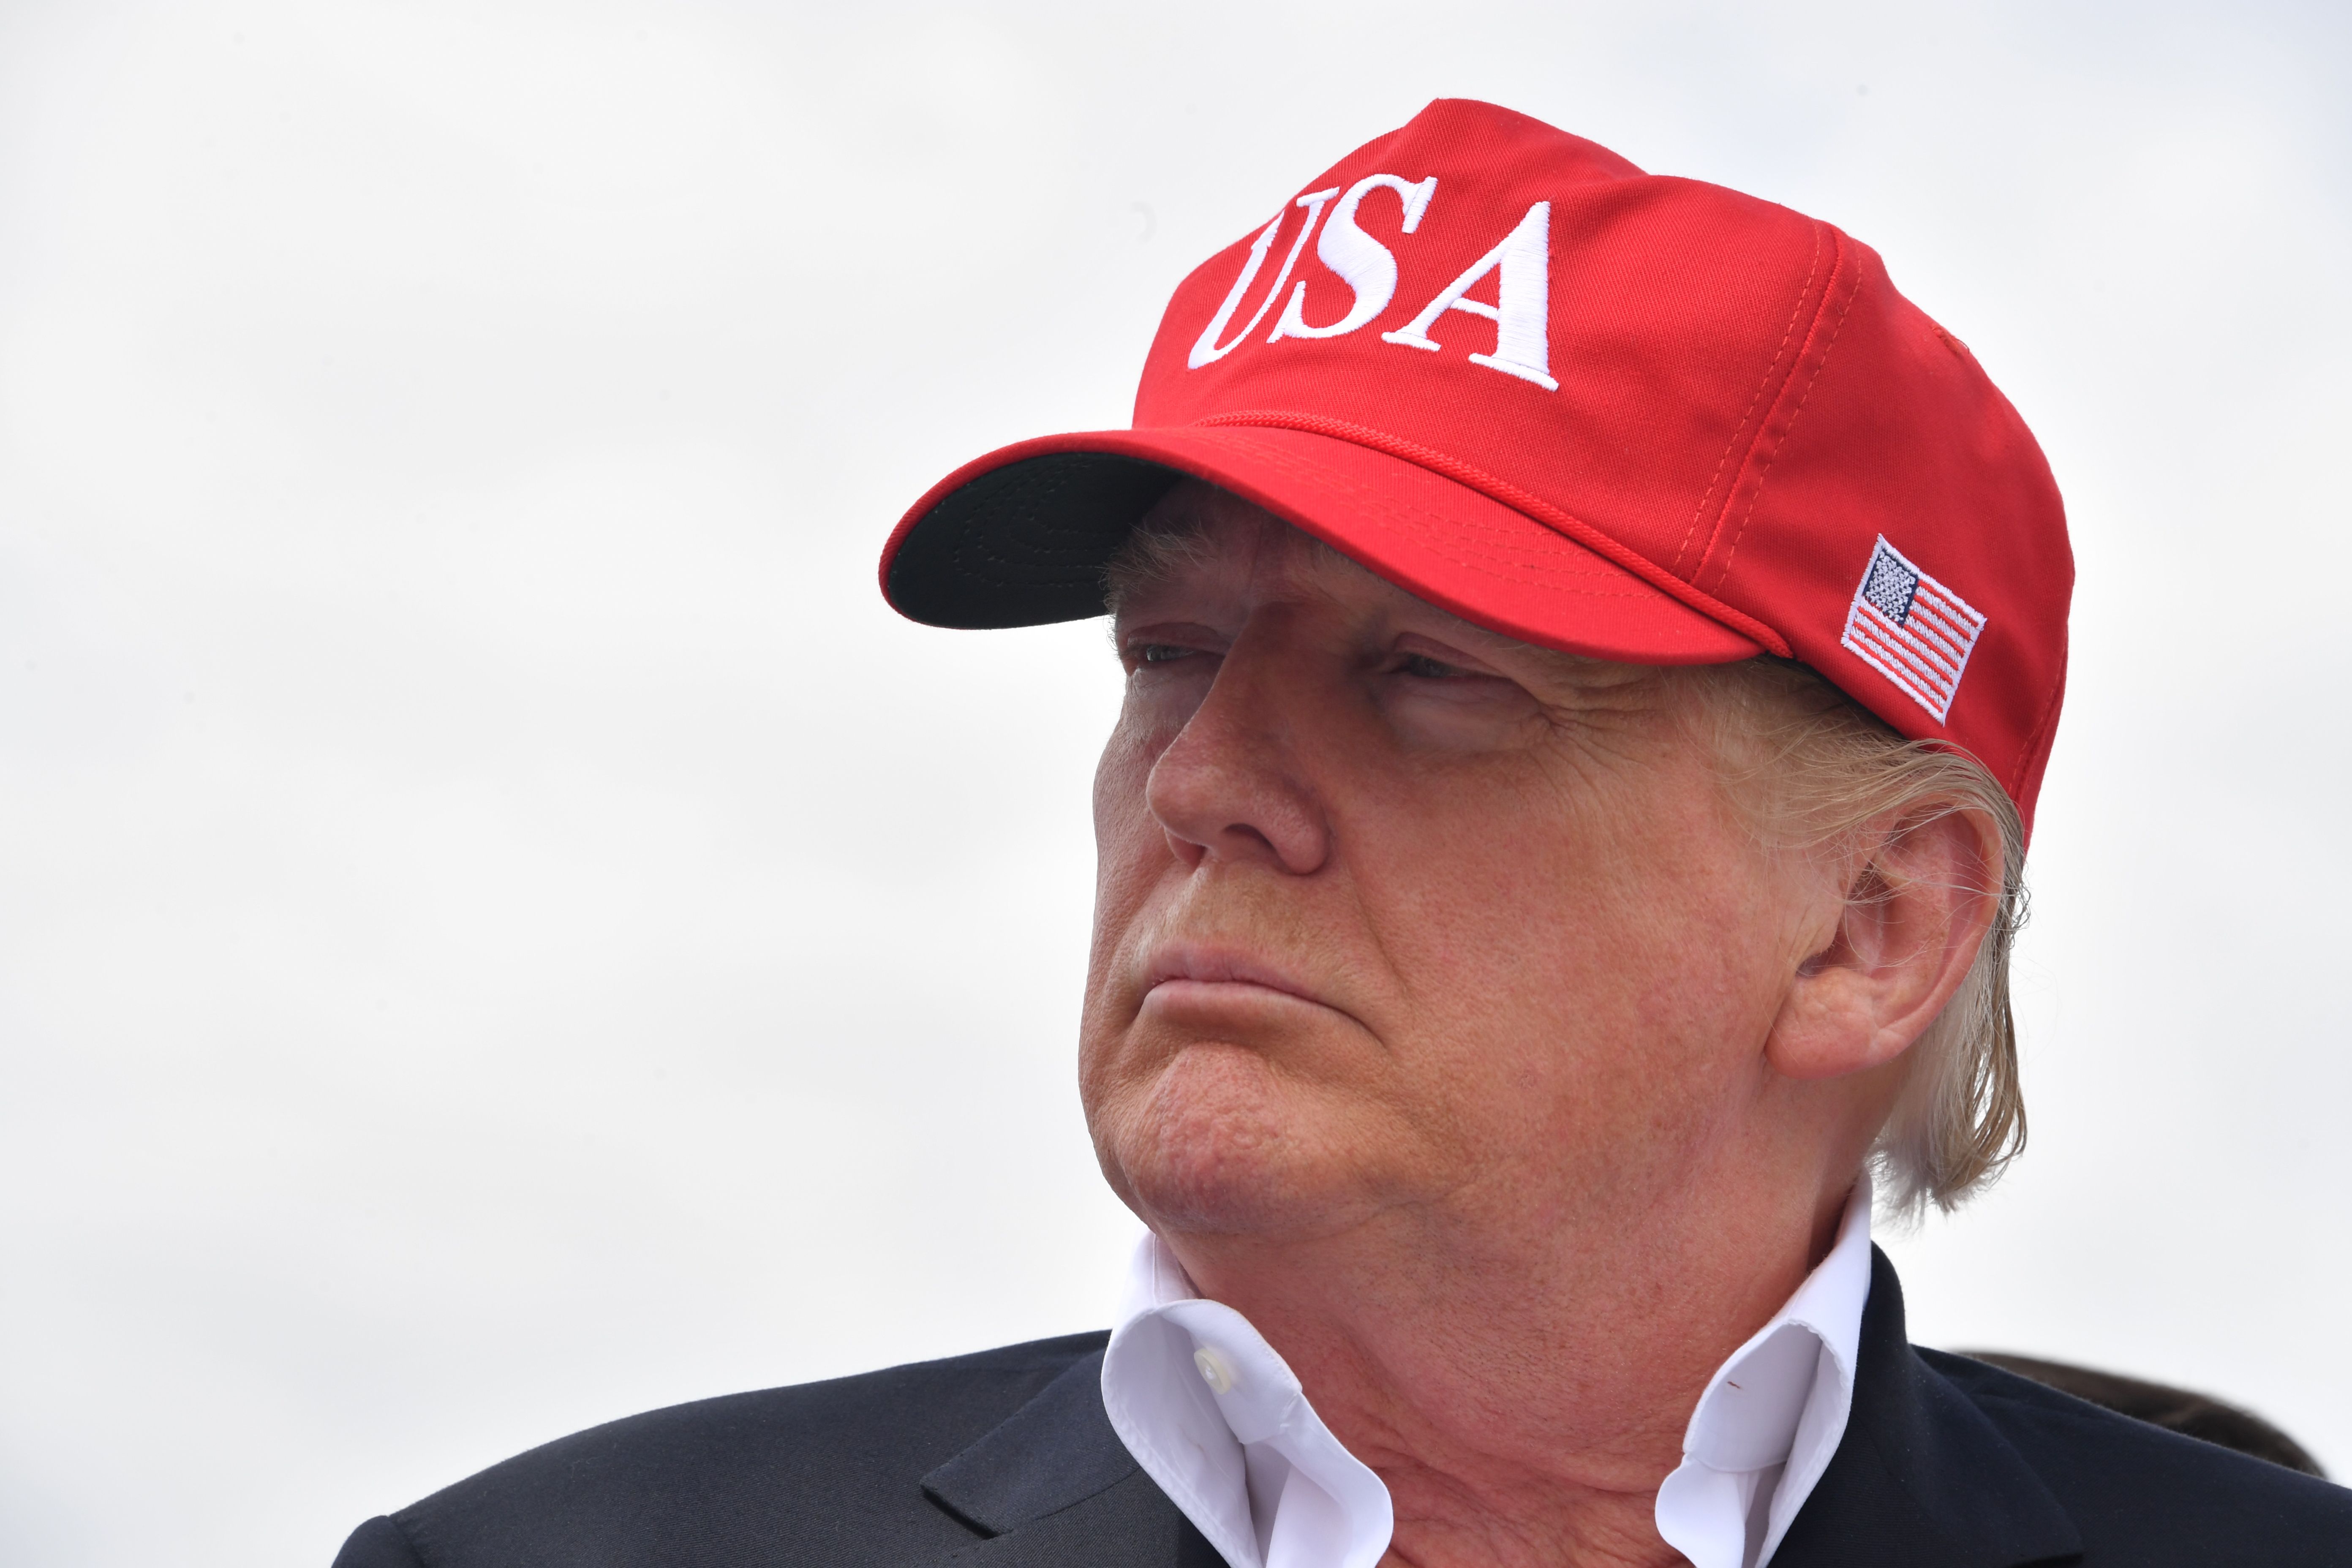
[1099,1180,1874,1568]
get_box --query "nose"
[1144,622,1332,876]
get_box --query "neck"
[1159,1167,1856,1568]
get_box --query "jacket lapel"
[919,1348,1218,1568]
[1774,1247,2082,1568]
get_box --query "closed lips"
[1143,949,1321,1005]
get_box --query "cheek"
[1091,715,1167,909]
[1365,772,1784,1130]
[1083,714,1174,1024]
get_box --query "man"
[334,99,2349,1567]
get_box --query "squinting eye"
[1136,644,1196,665]
[1401,653,1467,679]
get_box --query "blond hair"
[1700,659,2027,1217]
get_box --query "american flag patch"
[1840,537,1986,723]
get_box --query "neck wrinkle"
[1128,1172,1871,1568]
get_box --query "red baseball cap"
[880,98,2071,832]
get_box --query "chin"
[1089,1040,1385,1239]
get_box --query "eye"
[1116,623,1224,675]
[1399,651,1472,679]
[1134,643,1199,666]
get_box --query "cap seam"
[1671,223,1827,579]
[1706,230,1860,595]
[2009,641,2068,817]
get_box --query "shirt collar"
[1101,1237,1391,1568]
[1099,1179,1873,1568]
[1657,1176,1876,1568]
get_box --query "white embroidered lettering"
[1268,174,1438,343]
[1187,188,1342,369]
[1381,200,1558,390]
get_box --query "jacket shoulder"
[338,1331,1111,1568]
[1921,1348,2352,1560]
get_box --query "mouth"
[1141,945,1325,1009]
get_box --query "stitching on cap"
[1207,431,1662,599]
[1215,434,1668,596]
[1190,411,1791,653]
[1671,224,1826,577]
[2011,644,2068,805]
[1712,233,1858,587]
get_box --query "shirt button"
[1193,1347,1238,1394]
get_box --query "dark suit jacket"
[334,1250,2351,1566]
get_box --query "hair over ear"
[1700,658,2026,1216]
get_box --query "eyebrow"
[1103,512,1355,619]
[1102,516,1216,617]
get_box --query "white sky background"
[0,1,2346,1562]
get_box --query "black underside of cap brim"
[886,453,1185,629]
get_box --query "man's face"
[1080,483,1827,1250]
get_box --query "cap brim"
[880,424,1763,665]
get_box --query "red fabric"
[882,98,2071,831]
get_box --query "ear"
[1765,808,2003,1082]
